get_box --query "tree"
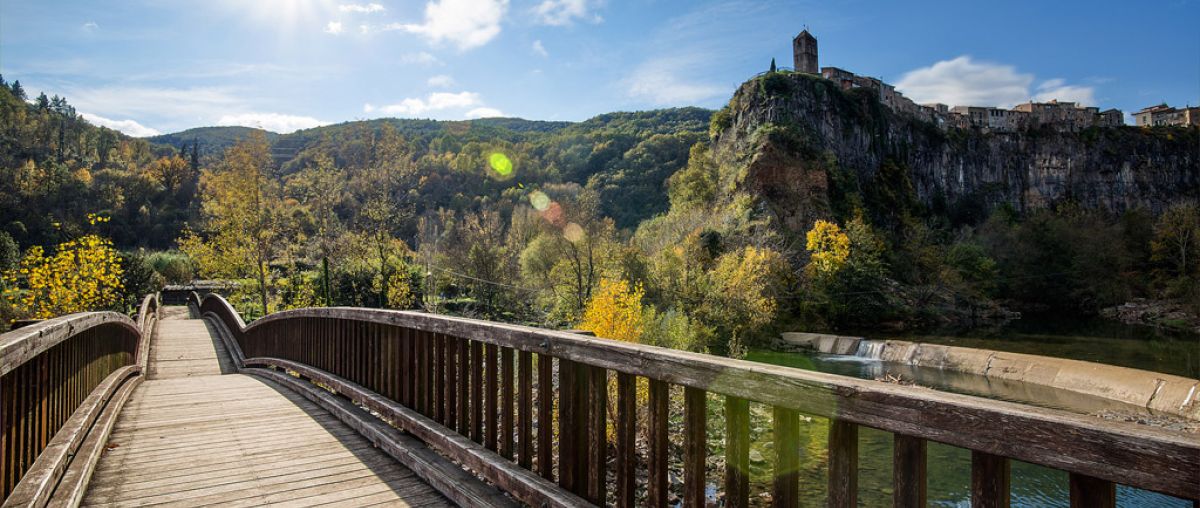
[178,132,289,315]
[146,155,193,194]
[287,152,344,304]
[701,246,787,353]
[770,58,777,73]
[1152,201,1199,279]
[3,226,124,319]
[805,219,850,276]
[578,278,645,343]
[10,80,26,101]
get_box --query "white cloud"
[82,21,99,31]
[465,107,504,118]
[533,0,601,26]
[531,40,548,57]
[324,21,345,34]
[66,85,243,121]
[367,91,506,119]
[400,51,442,66]
[895,56,1096,108]
[80,113,160,137]
[624,57,724,105]
[386,0,508,50]
[216,113,327,133]
[339,3,386,13]
[377,91,481,115]
[427,74,456,87]
[1034,78,1096,105]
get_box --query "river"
[743,317,1198,507]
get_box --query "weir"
[2,293,1198,507]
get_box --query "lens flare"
[529,191,551,211]
[563,223,584,243]
[489,152,513,176]
[541,202,566,227]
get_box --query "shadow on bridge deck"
[82,307,451,507]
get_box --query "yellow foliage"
[3,234,124,319]
[578,278,645,343]
[805,219,850,276]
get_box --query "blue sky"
[1,0,1196,136]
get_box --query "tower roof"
[795,29,816,41]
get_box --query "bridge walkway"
[80,308,451,507]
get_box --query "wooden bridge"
[2,293,1198,507]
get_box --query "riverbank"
[1102,298,1200,334]
[775,332,1200,421]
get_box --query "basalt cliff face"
[710,72,1200,234]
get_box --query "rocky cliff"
[710,72,1200,234]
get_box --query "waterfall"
[855,339,886,360]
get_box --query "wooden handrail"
[0,309,143,504]
[199,295,1200,506]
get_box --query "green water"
[740,318,1198,507]
[858,315,1200,378]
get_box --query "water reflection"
[742,350,1192,507]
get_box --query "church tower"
[793,29,818,74]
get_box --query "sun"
[220,0,336,34]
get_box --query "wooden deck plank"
[81,310,451,507]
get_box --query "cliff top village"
[791,29,1200,132]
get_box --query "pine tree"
[11,80,27,101]
[770,58,777,73]
[35,93,50,110]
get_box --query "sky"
[1,0,1197,136]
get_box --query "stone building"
[1134,104,1200,127]
[793,30,1124,132]
[793,30,818,74]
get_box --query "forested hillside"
[2,71,1196,347]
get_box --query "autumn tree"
[178,132,289,315]
[286,152,345,304]
[2,216,124,319]
[578,278,645,343]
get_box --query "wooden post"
[485,343,498,451]
[683,387,706,508]
[1069,473,1115,508]
[558,358,578,492]
[500,347,514,460]
[893,434,927,508]
[971,451,1010,508]
[725,397,750,508]
[828,419,858,508]
[647,379,669,508]
[773,406,799,508]
[536,354,554,480]
[615,373,636,508]
[586,366,606,504]
[517,350,533,469]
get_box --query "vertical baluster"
[433,334,444,422]
[725,397,750,508]
[647,379,669,508]
[402,328,413,408]
[557,358,578,491]
[500,347,515,460]
[457,337,470,433]
[829,419,859,508]
[893,434,927,508]
[971,451,1010,508]
[517,350,533,469]
[2,374,10,498]
[586,366,607,504]
[615,372,636,508]
[773,407,799,508]
[1069,473,1115,508]
[439,335,450,425]
[536,354,554,481]
[485,343,498,451]
[424,330,435,417]
[445,335,458,430]
[683,387,706,508]
[471,340,483,442]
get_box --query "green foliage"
[145,250,196,284]
[0,231,18,272]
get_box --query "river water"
[743,318,1198,507]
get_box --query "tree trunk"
[258,260,269,316]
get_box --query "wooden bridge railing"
[0,294,158,506]
[195,293,1200,508]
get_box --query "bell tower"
[793,29,818,74]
